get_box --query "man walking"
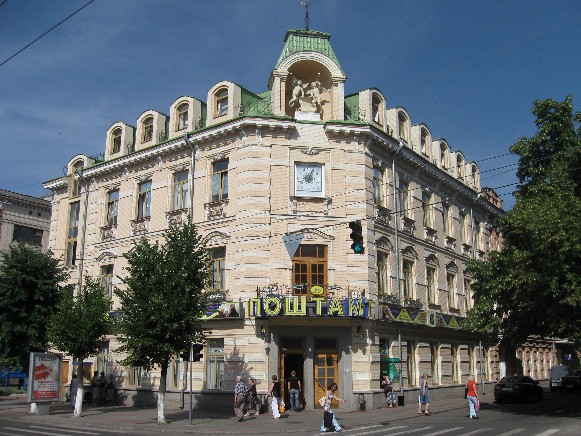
[287,370,302,412]
[234,375,247,422]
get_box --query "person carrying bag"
[319,383,346,432]
[466,374,479,419]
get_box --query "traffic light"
[192,343,204,362]
[349,220,364,254]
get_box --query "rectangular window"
[461,213,469,244]
[474,221,481,250]
[216,89,228,116]
[464,279,472,311]
[422,192,432,228]
[128,367,142,387]
[112,130,122,154]
[292,245,327,299]
[206,339,224,390]
[427,266,436,304]
[96,343,109,375]
[447,272,456,309]
[210,247,226,291]
[137,181,152,219]
[66,201,80,266]
[173,171,189,210]
[442,204,451,236]
[402,259,413,299]
[377,251,389,296]
[398,180,410,218]
[106,189,119,226]
[372,167,385,207]
[12,225,43,245]
[212,159,229,202]
[100,264,114,299]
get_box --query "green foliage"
[114,224,211,393]
[48,277,112,364]
[466,96,581,349]
[0,243,70,371]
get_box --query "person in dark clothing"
[244,377,260,416]
[287,370,302,411]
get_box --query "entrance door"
[314,352,338,408]
[279,338,304,409]
[61,360,70,400]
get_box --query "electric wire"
[0,0,97,69]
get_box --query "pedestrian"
[287,370,302,411]
[267,374,281,419]
[69,374,78,410]
[245,377,260,416]
[105,375,116,405]
[320,382,346,432]
[99,372,107,405]
[91,371,100,405]
[382,375,396,408]
[234,375,247,422]
[466,374,479,419]
[418,373,431,415]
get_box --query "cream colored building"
[44,29,556,410]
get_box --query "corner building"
[44,29,554,410]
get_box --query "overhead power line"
[0,0,96,69]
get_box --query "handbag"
[279,400,286,413]
[319,396,326,407]
[475,399,480,412]
[323,410,334,427]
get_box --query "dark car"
[494,375,544,403]
[561,369,581,392]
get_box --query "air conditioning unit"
[426,310,438,327]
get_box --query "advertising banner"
[27,352,62,402]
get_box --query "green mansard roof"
[275,29,344,74]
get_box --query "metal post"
[189,343,193,425]
[392,140,404,399]
[479,339,485,394]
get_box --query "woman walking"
[382,375,396,408]
[245,377,260,416]
[418,373,431,415]
[466,375,479,419]
[320,382,346,432]
[267,375,281,419]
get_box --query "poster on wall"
[27,352,62,402]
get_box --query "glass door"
[314,352,338,408]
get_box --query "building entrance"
[279,338,304,410]
[314,338,338,409]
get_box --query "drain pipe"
[392,139,404,402]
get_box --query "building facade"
[44,29,557,410]
[0,189,51,254]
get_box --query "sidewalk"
[0,395,474,434]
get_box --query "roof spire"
[300,0,310,30]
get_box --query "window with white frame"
[106,189,119,226]
[100,264,114,299]
[206,338,224,390]
[210,247,226,291]
[440,143,448,169]
[421,129,430,156]
[173,171,189,210]
[403,259,414,299]
[111,128,122,154]
[127,366,142,386]
[215,88,228,116]
[422,192,433,228]
[96,342,110,375]
[377,251,389,296]
[372,93,382,124]
[137,180,152,219]
[211,159,229,202]
[66,201,80,266]
[461,213,470,244]
[474,221,481,251]
[70,161,84,197]
[427,266,437,305]
[398,180,410,218]
[456,155,464,180]
[373,167,385,207]
[398,112,408,142]
[176,102,189,131]
[447,271,456,309]
[142,116,153,142]
[442,204,451,237]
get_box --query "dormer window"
[457,155,465,180]
[440,142,449,169]
[142,116,153,143]
[372,93,382,124]
[398,112,409,142]
[111,128,122,154]
[177,102,189,131]
[215,88,228,117]
[70,160,84,197]
[471,165,480,188]
[421,129,430,156]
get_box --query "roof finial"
[300,0,310,30]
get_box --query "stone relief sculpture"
[288,73,326,113]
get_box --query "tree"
[48,277,112,417]
[466,96,581,349]
[0,243,70,371]
[114,223,211,423]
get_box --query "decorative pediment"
[425,253,439,267]
[376,236,393,252]
[288,228,335,241]
[203,230,230,246]
[96,251,117,262]
[401,245,418,259]
[445,260,459,273]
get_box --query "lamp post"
[392,139,404,401]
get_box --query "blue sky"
[1,0,580,210]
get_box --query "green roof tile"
[275,29,343,73]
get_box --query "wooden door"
[314,353,338,408]
[61,360,70,401]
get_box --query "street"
[0,391,579,435]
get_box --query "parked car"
[561,369,581,393]
[549,365,569,392]
[494,375,544,403]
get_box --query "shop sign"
[27,352,62,403]
[248,294,371,318]
[202,301,241,319]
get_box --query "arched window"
[215,88,228,117]
[421,129,430,156]
[456,155,464,180]
[440,142,448,169]
[471,165,479,188]
[176,102,189,131]
[142,116,153,143]
[398,112,409,142]
[70,160,84,197]
[372,93,382,124]
[111,128,122,154]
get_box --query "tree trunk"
[157,365,167,423]
[74,386,83,417]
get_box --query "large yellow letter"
[248,298,263,317]
[328,297,344,316]
[285,296,307,316]
[264,297,282,316]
